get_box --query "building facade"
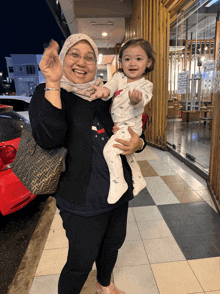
[5,54,44,96]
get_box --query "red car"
[0,105,36,216]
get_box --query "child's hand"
[129,89,142,105]
[90,85,110,101]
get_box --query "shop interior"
[167,0,219,176]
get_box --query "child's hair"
[119,38,155,75]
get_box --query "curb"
[7,196,56,294]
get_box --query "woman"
[29,34,146,294]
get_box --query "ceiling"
[58,0,132,67]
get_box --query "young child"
[90,38,155,204]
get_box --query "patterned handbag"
[11,124,67,195]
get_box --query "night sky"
[0,0,65,79]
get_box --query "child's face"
[120,45,152,82]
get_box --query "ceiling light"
[90,21,96,25]
[205,0,219,7]
[107,21,113,25]
[102,32,108,37]
[204,46,208,51]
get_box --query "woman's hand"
[39,39,63,84]
[113,126,143,155]
[129,89,142,105]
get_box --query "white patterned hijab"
[59,33,103,101]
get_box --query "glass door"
[168,0,218,174]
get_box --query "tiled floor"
[29,146,220,294]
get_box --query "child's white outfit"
[102,72,153,204]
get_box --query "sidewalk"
[13,146,220,294]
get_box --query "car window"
[0,110,29,142]
[0,98,29,111]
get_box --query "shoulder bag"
[12,124,67,195]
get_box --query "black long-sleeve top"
[29,83,146,216]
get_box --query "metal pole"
[185,74,190,110]
[190,74,195,111]
[197,74,202,111]
[193,75,197,111]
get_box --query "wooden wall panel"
[125,0,142,40]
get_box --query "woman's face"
[63,40,97,84]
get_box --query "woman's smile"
[73,69,86,74]
[72,69,87,75]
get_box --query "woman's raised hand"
[39,39,63,83]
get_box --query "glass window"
[26,65,36,75]
[0,110,28,142]
[167,0,219,174]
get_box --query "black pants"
[58,202,129,294]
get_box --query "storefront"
[125,0,220,207]
[167,0,220,178]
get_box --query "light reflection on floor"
[167,119,212,170]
